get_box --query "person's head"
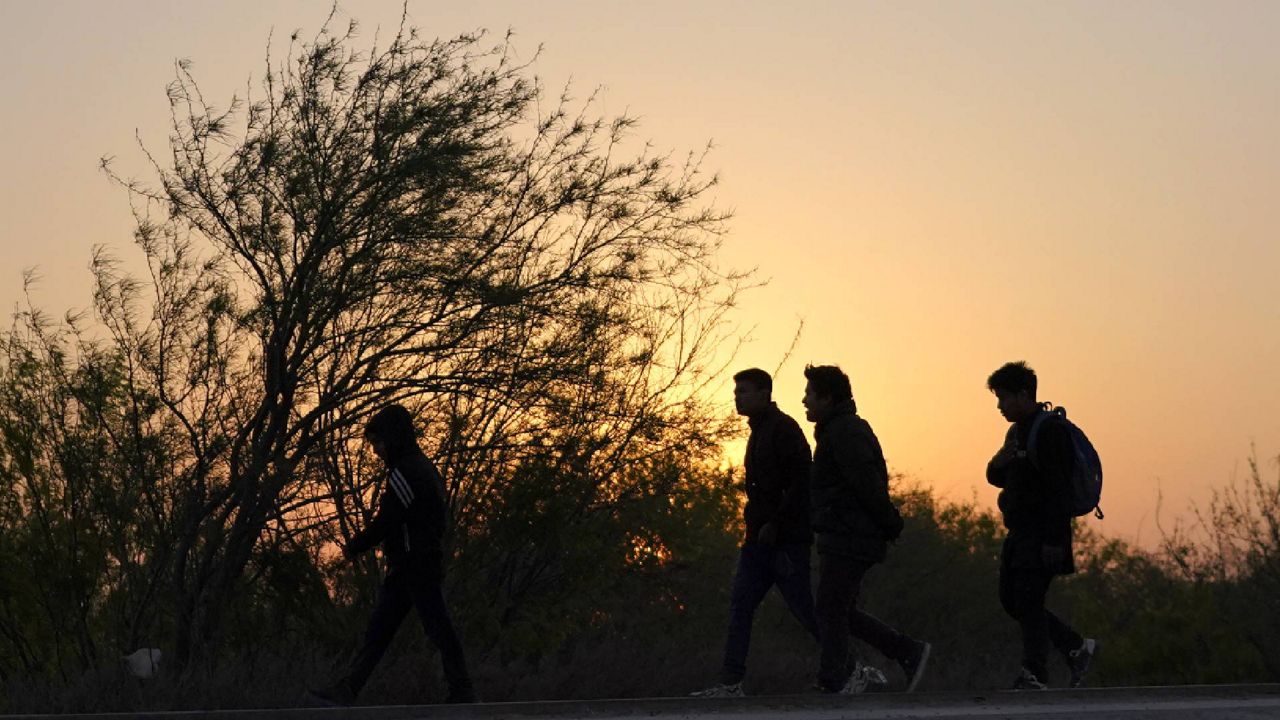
[987,361,1039,423]
[802,364,855,423]
[733,368,773,417]
[364,404,418,461]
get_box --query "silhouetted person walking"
[693,368,820,697]
[309,405,474,706]
[986,361,1098,689]
[803,365,930,694]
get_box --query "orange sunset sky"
[1,2,1277,549]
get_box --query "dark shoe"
[899,640,931,692]
[1068,638,1099,688]
[307,679,356,707]
[445,683,477,704]
[1011,667,1048,690]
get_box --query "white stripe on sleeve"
[389,468,415,506]
[388,470,410,506]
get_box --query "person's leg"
[772,543,820,643]
[815,552,856,690]
[999,536,1056,684]
[1042,592,1084,658]
[845,560,917,663]
[1041,587,1092,686]
[1005,568,1053,682]
[344,572,414,696]
[719,545,775,685]
[410,575,474,701]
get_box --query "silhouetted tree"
[96,15,741,671]
[0,290,175,681]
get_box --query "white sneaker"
[1011,667,1048,690]
[863,664,889,691]
[690,681,744,698]
[840,663,882,694]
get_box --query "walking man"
[986,361,1098,689]
[692,368,820,697]
[803,365,930,694]
[309,404,475,706]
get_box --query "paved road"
[7,685,1280,719]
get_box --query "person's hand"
[988,438,1021,478]
[993,436,1021,464]
[757,522,778,547]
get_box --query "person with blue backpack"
[986,361,1100,690]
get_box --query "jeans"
[719,543,820,684]
[344,569,472,697]
[999,542,1083,680]
[815,553,917,690]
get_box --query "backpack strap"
[1026,405,1063,467]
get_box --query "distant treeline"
[2,383,1277,714]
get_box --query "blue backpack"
[1028,405,1104,519]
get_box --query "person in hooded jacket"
[803,365,931,694]
[309,404,474,706]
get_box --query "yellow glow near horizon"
[1,2,1278,550]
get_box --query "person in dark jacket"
[987,361,1098,689]
[803,365,930,694]
[692,368,820,697]
[309,405,474,706]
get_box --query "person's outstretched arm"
[344,470,411,557]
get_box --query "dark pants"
[999,542,1083,681]
[344,569,472,696]
[719,543,820,684]
[816,553,917,689]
